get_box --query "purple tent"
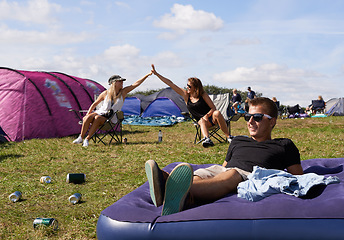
[0,67,106,141]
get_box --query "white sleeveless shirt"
[95,94,124,123]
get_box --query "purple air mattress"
[97,158,344,240]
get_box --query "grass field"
[1,116,343,239]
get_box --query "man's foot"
[202,137,214,148]
[162,163,193,216]
[145,160,166,207]
[73,135,83,144]
[82,139,89,147]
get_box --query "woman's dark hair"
[188,77,204,98]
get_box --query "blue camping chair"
[311,100,326,114]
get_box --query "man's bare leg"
[190,169,243,202]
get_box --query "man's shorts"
[194,165,251,181]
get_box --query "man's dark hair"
[249,97,278,118]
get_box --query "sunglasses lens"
[245,114,264,122]
[253,115,263,122]
[244,114,251,121]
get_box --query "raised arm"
[122,72,152,98]
[151,64,187,99]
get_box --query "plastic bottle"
[158,130,163,143]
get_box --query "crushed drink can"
[40,176,52,184]
[69,193,82,204]
[33,218,58,231]
[66,173,86,184]
[9,191,22,203]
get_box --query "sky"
[1,0,344,107]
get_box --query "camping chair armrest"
[69,109,89,123]
[105,110,124,124]
[181,112,190,118]
[69,109,88,113]
[115,110,124,122]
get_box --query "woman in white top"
[73,72,152,147]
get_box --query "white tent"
[325,98,344,116]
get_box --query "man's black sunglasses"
[244,113,272,122]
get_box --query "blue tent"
[122,97,141,116]
[141,98,183,118]
[133,87,188,115]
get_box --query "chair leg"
[91,122,123,145]
[227,121,231,136]
[208,127,226,143]
[194,125,202,144]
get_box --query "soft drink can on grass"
[33,218,58,231]
[69,193,82,204]
[9,191,22,203]
[123,137,127,144]
[66,173,86,184]
[40,176,52,183]
[158,130,163,143]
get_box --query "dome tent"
[141,97,184,118]
[326,98,344,116]
[0,67,106,141]
[133,87,188,115]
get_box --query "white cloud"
[103,44,141,61]
[0,24,91,45]
[154,4,223,38]
[213,63,334,106]
[152,51,182,68]
[0,0,61,25]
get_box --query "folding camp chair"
[91,110,124,145]
[311,100,325,114]
[192,93,242,144]
[70,109,124,145]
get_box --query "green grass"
[0,116,343,239]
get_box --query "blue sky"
[1,0,344,106]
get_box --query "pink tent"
[0,67,106,141]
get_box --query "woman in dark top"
[151,64,231,147]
